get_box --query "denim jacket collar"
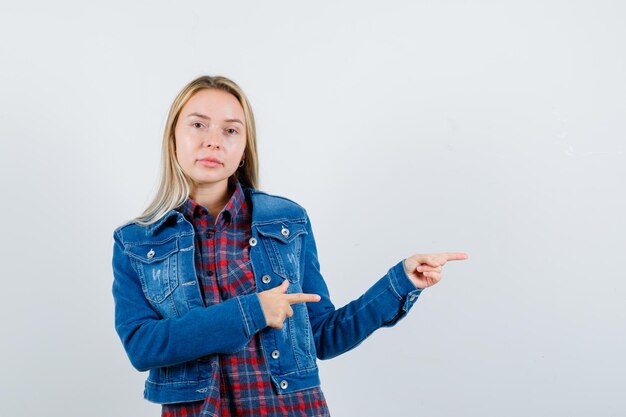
[145,210,179,236]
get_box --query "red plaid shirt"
[163,178,330,417]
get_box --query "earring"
[238,159,245,168]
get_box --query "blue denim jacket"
[112,188,423,404]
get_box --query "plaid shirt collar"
[176,176,246,227]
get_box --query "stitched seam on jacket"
[387,270,404,301]
[236,296,251,337]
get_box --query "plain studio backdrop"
[1,1,624,416]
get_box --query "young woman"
[112,75,468,417]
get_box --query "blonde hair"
[134,75,259,225]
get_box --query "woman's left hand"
[403,252,469,289]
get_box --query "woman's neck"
[191,179,232,220]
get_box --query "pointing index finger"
[284,293,322,304]
[442,252,469,261]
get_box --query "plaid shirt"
[163,178,330,417]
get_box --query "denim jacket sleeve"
[112,228,267,372]
[300,213,423,360]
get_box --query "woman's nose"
[202,127,222,149]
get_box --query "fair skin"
[174,88,468,330]
[175,88,247,216]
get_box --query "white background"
[1,1,625,416]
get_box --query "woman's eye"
[226,128,238,135]
[192,122,204,129]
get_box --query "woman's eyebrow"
[186,112,243,125]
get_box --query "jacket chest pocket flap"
[256,222,307,282]
[125,237,180,304]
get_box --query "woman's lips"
[198,157,223,168]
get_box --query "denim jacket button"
[281,227,289,237]
[409,294,417,302]
[249,237,257,246]
[280,380,288,389]
[271,349,280,359]
[146,249,155,259]
[262,275,271,284]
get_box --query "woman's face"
[174,88,247,191]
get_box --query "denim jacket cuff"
[236,293,268,337]
[388,260,423,312]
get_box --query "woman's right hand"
[257,280,321,329]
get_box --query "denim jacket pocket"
[125,236,180,305]
[256,222,307,283]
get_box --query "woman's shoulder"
[113,218,142,234]
[245,188,309,221]
[247,188,304,207]
[112,218,146,244]
[112,209,182,243]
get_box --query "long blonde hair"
[134,75,259,225]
